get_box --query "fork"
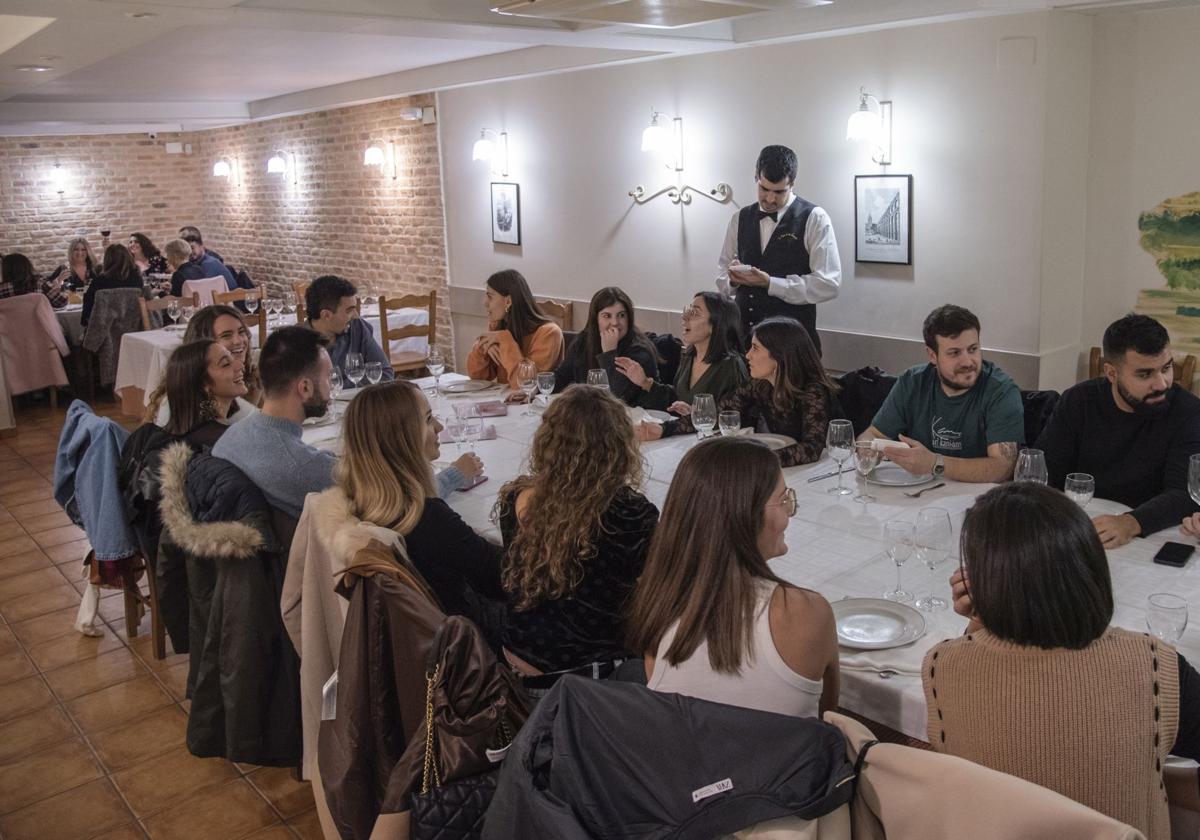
[905,481,945,498]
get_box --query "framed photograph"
[854,174,912,265]
[491,182,521,246]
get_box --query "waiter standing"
[717,145,842,355]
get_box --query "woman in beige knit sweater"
[922,482,1199,840]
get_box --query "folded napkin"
[871,439,910,452]
[839,612,964,677]
[439,423,497,444]
[474,400,508,417]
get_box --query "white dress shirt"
[715,192,843,305]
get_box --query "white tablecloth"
[54,304,85,346]
[296,385,1200,741]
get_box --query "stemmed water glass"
[283,291,297,319]
[1146,593,1188,644]
[1188,454,1200,508]
[1065,473,1094,508]
[692,394,717,439]
[365,361,383,386]
[883,520,915,602]
[165,299,180,326]
[853,442,882,503]
[180,305,194,327]
[914,507,953,612]
[826,419,855,496]
[344,352,365,390]
[515,359,538,414]
[536,372,555,407]
[245,293,260,317]
[329,368,343,401]
[587,369,610,390]
[267,298,282,324]
[719,410,741,436]
[464,411,484,450]
[427,348,445,395]
[1015,448,1048,484]
[451,403,475,453]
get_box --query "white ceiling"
[0,0,1191,136]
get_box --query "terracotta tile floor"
[0,402,318,840]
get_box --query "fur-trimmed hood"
[301,485,407,579]
[158,441,278,560]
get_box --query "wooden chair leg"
[48,386,57,410]
[143,558,166,660]
[123,583,140,640]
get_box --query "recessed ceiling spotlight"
[125,11,157,18]
[15,65,52,72]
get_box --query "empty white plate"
[832,598,927,650]
[865,462,934,487]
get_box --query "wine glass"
[1064,473,1094,508]
[1188,454,1200,508]
[883,520,915,602]
[427,348,445,394]
[719,410,741,436]
[536,372,555,407]
[329,368,343,401]
[344,352,365,389]
[283,291,297,316]
[451,403,475,453]
[692,394,717,439]
[267,298,282,323]
[826,419,855,496]
[245,294,260,316]
[587,369,610,390]
[180,305,194,327]
[465,412,484,449]
[515,359,538,415]
[1014,448,1048,484]
[914,507,953,612]
[365,361,383,386]
[853,442,883,503]
[165,299,180,326]
[1146,593,1188,644]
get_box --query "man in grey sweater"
[213,326,337,518]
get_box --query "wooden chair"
[138,293,199,331]
[214,288,268,347]
[1088,346,1197,392]
[292,281,310,324]
[379,291,437,374]
[539,298,574,331]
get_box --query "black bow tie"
[757,209,778,222]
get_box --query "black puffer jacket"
[158,442,302,767]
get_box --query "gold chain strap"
[420,664,441,795]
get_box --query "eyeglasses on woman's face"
[681,304,702,321]
[766,486,798,517]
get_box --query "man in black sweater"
[1036,314,1200,548]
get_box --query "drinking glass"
[1146,593,1188,644]
[1189,453,1200,507]
[427,348,445,394]
[344,352,365,389]
[245,294,260,315]
[283,291,297,315]
[267,298,282,322]
[536,372,555,406]
[451,403,476,453]
[445,414,466,453]
[515,359,538,415]
[826,419,855,496]
[1064,472,1094,508]
[587,369,610,390]
[1014,448,1048,484]
[465,413,484,448]
[329,368,343,401]
[692,394,717,439]
[180,305,194,326]
[914,507,953,612]
[853,442,883,503]
[883,520,916,602]
[165,299,180,325]
[364,361,383,386]
[719,410,741,436]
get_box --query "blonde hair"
[496,385,644,610]
[66,237,95,270]
[163,238,191,270]
[336,381,435,534]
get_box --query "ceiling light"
[15,65,52,72]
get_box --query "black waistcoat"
[734,197,820,354]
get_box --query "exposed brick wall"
[0,92,453,363]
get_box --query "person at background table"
[639,317,838,468]
[304,274,394,383]
[467,269,563,390]
[553,286,657,406]
[128,232,168,281]
[629,437,838,717]
[859,304,1022,483]
[184,304,264,407]
[0,252,68,309]
[333,380,505,645]
[155,338,249,448]
[494,385,659,680]
[80,243,144,327]
[927,483,1200,840]
[46,237,100,291]
[1036,314,1200,549]
[163,237,205,298]
[717,145,842,356]
[618,291,747,414]
[180,228,236,291]
[179,225,224,265]
[212,326,338,518]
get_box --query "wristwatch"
[933,454,945,477]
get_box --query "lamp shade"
[641,122,666,154]
[472,137,494,162]
[363,144,385,166]
[212,159,231,178]
[846,106,879,143]
[267,152,288,174]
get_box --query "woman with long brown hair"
[627,436,838,717]
[184,304,264,406]
[158,338,249,448]
[467,269,563,389]
[128,232,169,278]
[494,384,658,678]
[80,243,143,326]
[555,286,658,405]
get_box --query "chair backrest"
[214,288,267,347]
[1088,345,1197,393]
[835,366,898,435]
[538,298,574,332]
[139,293,200,331]
[293,282,310,323]
[0,293,69,396]
[181,276,229,307]
[379,291,436,366]
[647,331,683,388]
[1021,389,1060,447]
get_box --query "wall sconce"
[212,156,241,185]
[847,87,893,165]
[50,162,67,195]
[628,108,731,207]
[472,128,508,177]
[364,140,398,180]
[267,150,298,184]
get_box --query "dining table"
[299,376,1200,742]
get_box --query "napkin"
[439,424,497,444]
[871,439,910,452]
[838,638,933,677]
[474,400,508,417]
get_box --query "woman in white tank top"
[627,437,839,718]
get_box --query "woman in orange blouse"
[467,269,564,390]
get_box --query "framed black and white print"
[854,174,912,265]
[491,182,521,246]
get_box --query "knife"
[806,467,853,483]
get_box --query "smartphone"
[1153,541,1194,568]
[456,474,489,492]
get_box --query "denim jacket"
[53,400,137,560]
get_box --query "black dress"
[553,332,659,406]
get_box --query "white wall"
[439,13,1093,384]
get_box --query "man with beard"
[212,326,337,519]
[860,305,1024,484]
[1036,314,1200,547]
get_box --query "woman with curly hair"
[127,232,169,278]
[494,384,659,680]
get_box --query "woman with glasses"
[616,291,748,413]
[627,436,838,717]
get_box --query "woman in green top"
[616,292,748,414]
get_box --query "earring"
[199,393,220,422]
